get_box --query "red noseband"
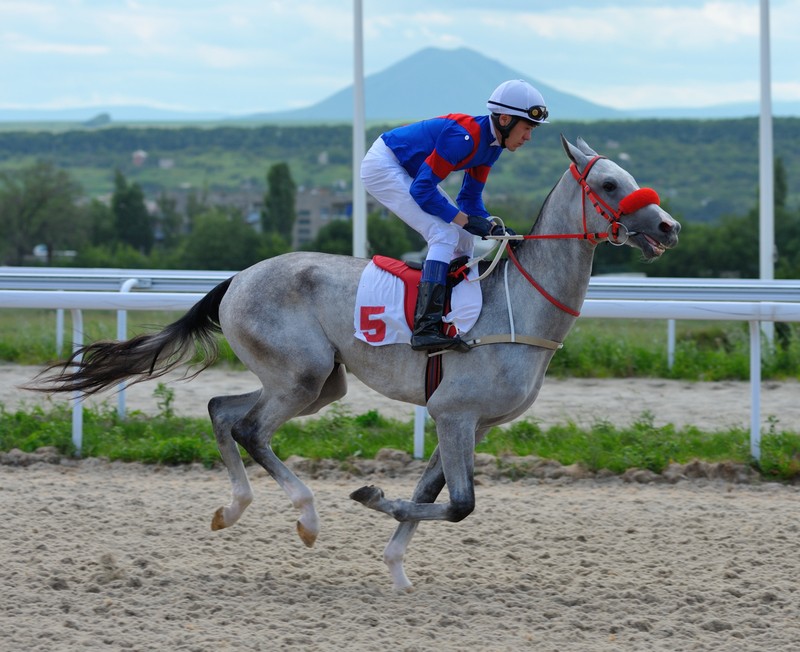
[619,187,660,215]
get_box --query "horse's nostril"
[659,221,673,233]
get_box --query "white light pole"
[352,0,367,258]
[759,0,775,343]
[759,0,774,284]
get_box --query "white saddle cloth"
[353,262,482,346]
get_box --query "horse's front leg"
[381,447,445,591]
[351,414,476,523]
[381,426,491,591]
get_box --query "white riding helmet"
[487,79,549,124]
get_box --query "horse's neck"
[498,180,596,336]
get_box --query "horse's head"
[561,135,681,260]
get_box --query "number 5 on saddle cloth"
[354,255,482,347]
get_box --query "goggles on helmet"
[489,101,549,123]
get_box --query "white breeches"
[360,138,475,264]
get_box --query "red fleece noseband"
[618,188,660,215]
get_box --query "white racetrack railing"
[2,268,799,461]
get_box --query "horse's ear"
[575,137,599,157]
[560,134,589,169]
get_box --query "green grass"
[2,390,799,482]
[0,309,241,366]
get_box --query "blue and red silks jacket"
[380,114,502,223]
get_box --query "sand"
[2,365,800,650]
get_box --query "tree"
[367,213,422,258]
[155,192,183,248]
[302,219,352,255]
[775,157,787,210]
[0,160,85,265]
[178,208,265,270]
[112,170,153,254]
[261,162,296,244]
[84,198,115,246]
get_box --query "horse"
[28,136,680,591]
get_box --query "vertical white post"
[70,309,84,456]
[117,279,139,418]
[55,308,64,356]
[759,0,775,343]
[413,406,427,459]
[352,0,367,258]
[749,320,762,460]
[667,319,676,369]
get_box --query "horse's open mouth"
[638,233,667,259]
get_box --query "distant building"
[293,187,385,248]
[149,185,387,249]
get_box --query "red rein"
[508,157,663,317]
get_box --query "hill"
[237,47,625,124]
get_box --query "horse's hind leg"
[208,390,261,531]
[228,364,350,547]
[296,363,347,416]
[208,366,346,540]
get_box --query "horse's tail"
[26,277,234,397]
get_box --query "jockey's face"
[502,117,536,152]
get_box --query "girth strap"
[466,333,563,350]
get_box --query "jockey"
[360,79,549,352]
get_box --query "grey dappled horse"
[30,137,680,590]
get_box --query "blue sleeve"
[408,123,474,222]
[456,173,490,218]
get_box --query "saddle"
[365,255,473,399]
[371,255,470,331]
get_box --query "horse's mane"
[529,183,558,235]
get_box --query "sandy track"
[3,365,800,650]
[2,459,799,651]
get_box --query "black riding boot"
[410,281,470,353]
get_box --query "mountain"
[236,47,625,124]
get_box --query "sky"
[1,0,799,116]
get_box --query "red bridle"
[569,155,660,244]
[504,155,661,317]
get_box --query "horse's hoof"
[211,507,227,531]
[350,485,384,507]
[296,521,317,548]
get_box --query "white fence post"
[413,406,428,459]
[116,278,140,418]
[55,308,64,356]
[70,309,84,456]
[667,319,676,369]
[749,321,762,460]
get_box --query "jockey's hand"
[463,215,492,238]
[490,224,516,237]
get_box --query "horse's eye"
[602,181,617,193]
